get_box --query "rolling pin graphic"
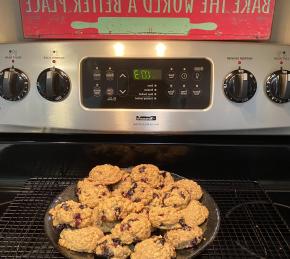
[71,17,217,35]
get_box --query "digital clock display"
[133,69,162,80]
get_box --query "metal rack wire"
[0,178,289,258]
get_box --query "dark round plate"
[44,174,220,259]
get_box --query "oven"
[0,41,289,258]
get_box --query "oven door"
[0,134,289,258]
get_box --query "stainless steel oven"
[0,41,289,258]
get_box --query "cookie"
[77,178,111,208]
[92,196,136,223]
[49,200,92,228]
[58,226,104,253]
[131,236,176,259]
[175,179,203,200]
[113,181,153,205]
[181,200,209,226]
[149,189,164,207]
[89,164,124,185]
[131,164,164,188]
[95,235,131,259]
[162,185,191,209]
[160,171,175,187]
[149,206,182,229]
[111,171,132,191]
[164,225,203,249]
[111,213,151,244]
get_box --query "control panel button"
[119,73,127,79]
[0,68,29,101]
[93,69,101,80]
[266,69,290,103]
[193,72,202,81]
[37,67,70,102]
[192,90,202,96]
[180,89,188,96]
[106,88,115,96]
[224,68,257,103]
[167,89,176,96]
[167,70,176,80]
[106,70,114,81]
[180,72,188,80]
[93,86,101,97]
[118,71,129,96]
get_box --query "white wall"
[270,0,290,44]
[0,0,290,44]
[0,0,23,43]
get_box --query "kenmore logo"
[136,116,156,121]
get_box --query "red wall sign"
[19,0,276,40]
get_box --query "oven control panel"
[81,58,211,109]
[1,41,290,134]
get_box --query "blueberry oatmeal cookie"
[162,185,191,209]
[164,224,203,249]
[149,206,182,229]
[58,226,104,253]
[49,200,92,228]
[113,181,154,205]
[131,236,176,259]
[149,189,164,207]
[89,164,124,185]
[181,200,209,226]
[175,179,203,200]
[91,196,137,232]
[111,213,151,244]
[95,235,131,259]
[160,171,175,187]
[131,164,164,188]
[77,178,111,208]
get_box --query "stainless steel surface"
[1,41,290,134]
[1,0,290,44]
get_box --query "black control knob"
[265,69,290,103]
[0,68,29,101]
[37,68,70,102]
[224,68,257,103]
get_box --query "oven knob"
[224,68,257,103]
[0,68,29,101]
[37,68,70,102]
[265,69,290,103]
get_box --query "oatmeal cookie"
[162,185,191,209]
[160,171,175,187]
[131,164,164,188]
[181,200,209,226]
[149,189,164,207]
[58,226,104,253]
[131,236,176,259]
[149,206,182,229]
[49,200,92,228]
[77,178,111,208]
[111,213,151,244]
[175,179,203,200]
[113,181,153,205]
[95,235,131,259]
[111,171,132,191]
[164,224,203,249]
[89,164,124,185]
[92,196,136,223]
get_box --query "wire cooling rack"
[0,178,289,258]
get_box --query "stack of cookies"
[49,164,209,259]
